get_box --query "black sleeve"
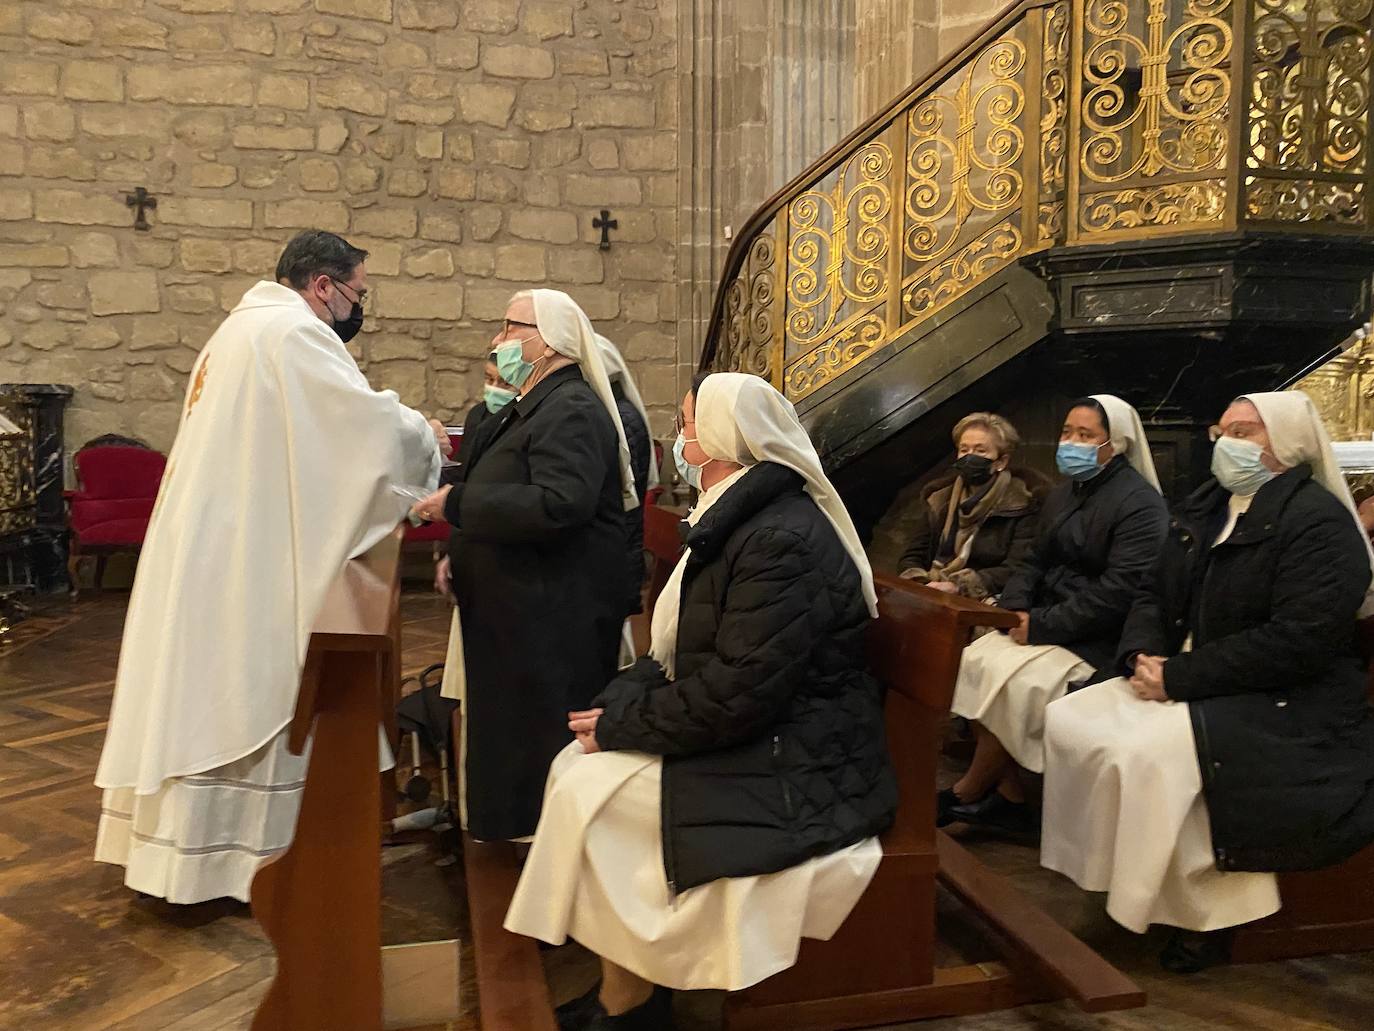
[1115,555,1171,673]
[1164,509,1371,702]
[998,525,1047,611]
[974,508,1040,597]
[593,527,825,757]
[898,501,937,574]
[619,400,651,503]
[1027,492,1167,646]
[445,398,614,543]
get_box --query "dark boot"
[555,980,602,1031]
[587,986,673,1030]
[945,790,1035,835]
[1159,928,1232,973]
[935,788,960,828]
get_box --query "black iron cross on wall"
[125,187,156,231]
[593,209,618,251]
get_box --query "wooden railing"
[702,0,1374,404]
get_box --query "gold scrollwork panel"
[719,229,780,384]
[1246,0,1374,228]
[784,142,894,356]
[903,221,1024,321]
[1080,178,1228,233]
[783,313,887,401]
[1039,1,1071,245]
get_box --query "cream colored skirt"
[504,742,882,991]
[95,729,309,905]
[951,631,1093,773]
[1040,677,1280,933]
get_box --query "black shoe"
[587,986,673,1030]
[556,981,603,1031]
[935,788,960,828]
[1159,928,1232,974]
[945,790,1035,835]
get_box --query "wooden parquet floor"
[3,590,1374,1031]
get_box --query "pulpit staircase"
[701,0,1374,529]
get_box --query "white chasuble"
[94,281,440,902]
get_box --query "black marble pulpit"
[0,384,74,597]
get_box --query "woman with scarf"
[412,289,638,843]
[503,372,898,1031]
[898,412,1043,601]
[941,395,1168,834]
[1041,391,1374,972]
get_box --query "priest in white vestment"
[1042,391,1374,972]
[504,372,896,1028]
[94,230,445,904]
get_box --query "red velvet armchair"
[66,444,167,595]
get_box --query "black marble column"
[0,383,74,596]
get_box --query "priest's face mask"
[315,270,368,344]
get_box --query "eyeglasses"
[1208,421,1265,442]
[675,410,694,435]
[501,319,538,339]
[331,278,368,309]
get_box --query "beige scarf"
[909,470,1026,594]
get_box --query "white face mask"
[1211,435,1277,497]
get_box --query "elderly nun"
[941,395,1168,833]
[504,372,897,1031]
[595,333,657,664]
[1041,391,1374,973]
[413,289,638,843]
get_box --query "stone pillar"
[854,0,938,121]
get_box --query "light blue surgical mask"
[673,432,703,490]
[494,340,535,388]
[1056,440,1107,481]
[1211,435,1276,497]
[483,384,517,413]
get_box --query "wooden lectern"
[250,529,403,1031]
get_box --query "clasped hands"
[569,707,603,753]
[1130,653,1169,702]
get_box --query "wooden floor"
[2,587,1373,1031]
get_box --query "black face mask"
[332,301,364,344]
[953,453,996,486]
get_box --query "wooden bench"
[1230,616,1374,963]
[721,573,1144,1030]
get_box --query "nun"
[595,333,657,666]
[412,289,638,843]
[504,372,898,1031]
[1041,391,1374,972]
[941,395,1168,833]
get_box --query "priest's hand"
[569,708,604,754]
[412,484,451,523]
[434,555,451,596]
[1130,654,1168,702]
[1008,610,1030,645]
[428,419,454,460]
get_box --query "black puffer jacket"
[594,462,898,892]
[1118,467,1374,872]
[615,386,651,616]
[999,456,1167,672]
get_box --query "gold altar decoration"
[1297,332,1374,441]
[0,398,35,538]
[707,0,1374,403]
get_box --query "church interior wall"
[0,0,683,456]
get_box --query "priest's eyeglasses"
[331,278,368,310]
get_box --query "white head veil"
[1091,393,1161,493]
[530,289,637,511]
[696,373,877,616]
[1241,390,1374,614]
[594,333,659,489]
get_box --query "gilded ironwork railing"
[704,0,1374,404]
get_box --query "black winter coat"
[898,469,1043,597]
[594,463,898,892]
[1118,467,1374,872]
[444,366,628,840]
[615,386,651,616]
[999,456,1167,673]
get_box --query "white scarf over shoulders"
[595,332,659,489]
[96,281,441,795]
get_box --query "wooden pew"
[721,573,1144,1030]
[1230,616,1374,963]
[250,529,404,1031]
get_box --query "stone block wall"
[0,0,681,456]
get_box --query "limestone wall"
[0,0,681,455]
